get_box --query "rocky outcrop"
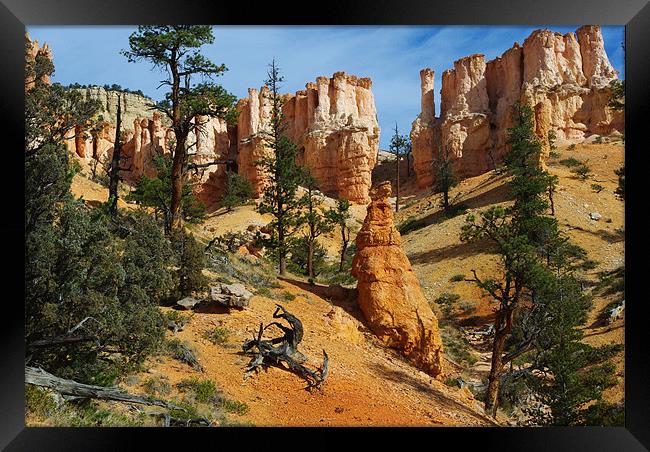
[351,181,444,378]
[25,33,53,90]
[64,73,379,205]
[411,25,623,189]
[236,72,380,203]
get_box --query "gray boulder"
[177,296,200,310]
[210,283,253,309]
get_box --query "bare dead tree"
[242,305,328,390]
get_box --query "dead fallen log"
[242,304,328,390]
[25,366,182,411]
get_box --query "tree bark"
[25,366,181,410]
[339,231,348,273]
[395,152,400,212]
[307,239,314,279]
[107,95,122,216]
[168,136,186,234]
[484,307,514,418]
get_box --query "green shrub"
[164,338,203,371]
[220,398,249,415]
[177,378,219,404]
[571,163,592,180]
[591,183,605,193]
[450,274,466,282]
[203,327,230,345]
[440,326,478,365]
[172,230,209,297]
[560,157,582,167]
[26,385,59,418]
[436,292,461,305]
[281,291,296,302]
[594,135,603,144]
[568,144,576,151]
[398,217,425,235]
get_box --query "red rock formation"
[411,25,623,189]
[410,69,438,188]
[236,72,380,203]
[25,33,52,90]
[351,182,444,378]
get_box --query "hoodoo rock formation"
[236,72,380,203]
[410,25,624,189]
[351,182,444,378]
[63,72,379,205]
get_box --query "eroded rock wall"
[351,181,445,378]
[411,25,623,189]
[236,72,380,203]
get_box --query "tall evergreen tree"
[256,59,305,276]
[296,172,333,279]
[388,123,410,212]
[460,102,616,420]
[107,93,123,215]
[326,198,352,272]
[25,41,170,384]
[433,146,458,212]
[123,26,237,233]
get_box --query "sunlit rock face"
[352,182,445,379]
[411,25,623,189]
[236,72,380,204]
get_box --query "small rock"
[177,296,200,310]
[589,212,602,221]
[210,283,253,309]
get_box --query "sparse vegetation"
[450,273,466,282]
[142,376,172,396]
[203,327,230,345]
[571,162,592,180]
[591,183,605,193]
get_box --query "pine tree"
[123,26,237,233]
[107,93,123,215]
[221,170,254,211]
[127,155,206,225]
[460,102,601,418]
[296,172,333,279]
[388,124,410,212]
[256,59,305,276]
[326,198,352,272]
[433,146,458,212]
[25,48,170,383]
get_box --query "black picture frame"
[2,0,648,450]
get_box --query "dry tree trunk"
[25,366,181,410]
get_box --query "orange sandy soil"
[128,281,497,427]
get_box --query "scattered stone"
[176,297,200,310]
[589,212,602,221]
[607,300,625,324]
[210,283,253,309]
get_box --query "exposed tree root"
[242,304,328,390]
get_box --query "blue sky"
[28,26,624,149]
